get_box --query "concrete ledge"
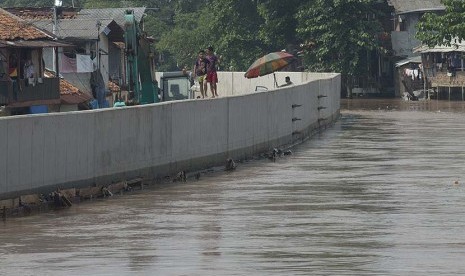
[0,73,341,201]
[0,109,339,202]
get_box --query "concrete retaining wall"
[216,71,338,96]
[0,72,340,200]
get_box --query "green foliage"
[156,0,266,71]
[207,0,264,71]
[1,0,392,79]
[157,11,209,70]
[416,0,465,47]
[257,0,301,49]
[296,0,386,79]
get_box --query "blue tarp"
[30,105,48,114]
[89,99,99,109]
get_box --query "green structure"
[124,9,158,104]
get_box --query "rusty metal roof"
[44,70,93,104]
[0,40,71,48]
[0,8,53,41]
[3,7,141,42]
[4,7,78,20]
[60,92,92,104]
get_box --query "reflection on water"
[3,99,465,275]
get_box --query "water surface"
[2,99,465,275]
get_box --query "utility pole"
[96,20,101,71]
[53,0,62,77]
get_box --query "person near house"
[279,76,293,87]
[0,51,7,79]
[24,60,34,78]
[8,54,18,79]
[205,46,220,98]
[193,50,210,98]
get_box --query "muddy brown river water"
[2,99,465,275]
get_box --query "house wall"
[108,43,121,82]
[60,104,79,112]
[0,72,340,200]
[44,35,112,93]
[61,72,92,93]
[431,71,465,87]
[99,33,110,89]
[43,48,53,71]
[391,13,421,57]
[43,47,93,93]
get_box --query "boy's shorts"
[206,72,218,83]
[198,75,206,83]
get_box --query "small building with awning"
[394,55,423,99]
[0,8,70,113]
[414,40,465,100]
[5,7,142,101]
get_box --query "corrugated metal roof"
[395,55,422,67]
[77,7,146,27]
[44,70,93,104]
[0,8,52,41]
[414,40,465,53]
[4,7,145,27]
[4,7,143,41]
[34,19,116,40]
[4,7,78,20]
[388,0,445,14]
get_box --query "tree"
[416,0,465,47]
[156,0,266,71]
[156,10,210,70]
[296,0,387,97]
[256,0,302,51]
[207,0,264,71]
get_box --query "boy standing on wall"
[193,50,210,98]
[205,46,219,98]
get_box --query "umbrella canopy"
[244,51,296,79]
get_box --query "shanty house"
[387,0,445,97]
[7,7,147,107]
[0,8,68,113]
[414,41,465,100]
[388,0,445,58]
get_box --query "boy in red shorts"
[205,46,219,98]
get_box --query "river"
[2,99,465,275]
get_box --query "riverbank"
[0,138,333,220]
[0,72,340,218]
